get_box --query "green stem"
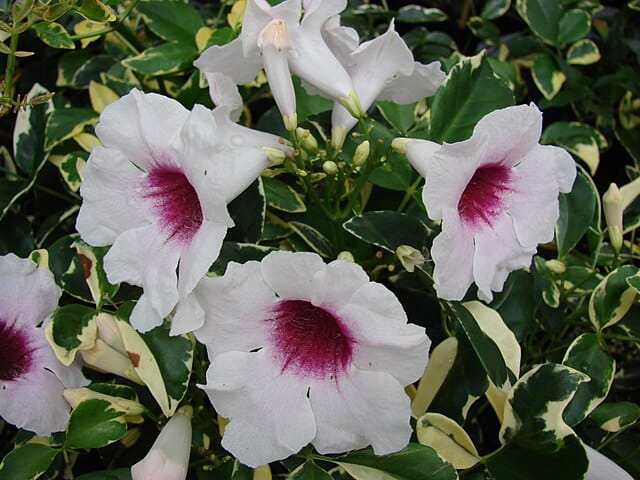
[2,30,20,109]
[398,177,422,212]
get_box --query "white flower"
[0,254,87,436]
[195,0,363,130]
[325,19,445,147]
[76,89,274,334]
[131,408,192,480]
[397,104,576,302]
[584,444,633,480]
[193,251,430,467]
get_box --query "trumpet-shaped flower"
[131,408,192,480]
[397,104,576,302]
[76,89,276,333]
[193,251,430,467]
[325,19,445,147]
[0,254,87,436]
[195,0,362,130]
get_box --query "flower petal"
[379,61,445,103]
[195,37,262,84]
[584,445,634,480]
[0,254,60,329]
[211,107,288,151]
[310,258,370,310]
[76,146,147,246]
[201,350,315,467]
[538,144,577,193]
[193,261,275,354]
[205,72,243,121]
[338,282,430,385]
[309,369,412,455]
[405,139,441,179]
[431,209,476,301]
[261,250,326,301]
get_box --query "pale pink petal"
[405,139,441,179]
[130,293,164,333]
[76,147,147,246]
[473,103,542,168]
[224,148,270,203]
[205,72,243,121]
[431,209,476,300]
[337,282,430,385]
[261,250,326,301]
[585,445,634,480]
[171,291,205,337]
[193,261,275,354]
[201,350,315,468]
[537,144,577,193]
[194,38,262,84]
[309,369,412,455]
[378,61,446,103]
[321,19,359,65]
[0,254,60,329]
[310,258,369,310]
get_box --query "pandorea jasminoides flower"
[585,445,633,480]
[76,89,274,334]
[324,19,445,147]
[131,408,192,480]
[193,251,430,467]
[395,104,576,302]
[195,0,363,130]
[0,254,87,436]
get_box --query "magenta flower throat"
[458,164,512,228]
[0,319,35,381]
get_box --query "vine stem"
[1,30,20,112]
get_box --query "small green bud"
[545,259,566,274]
[353,140,370,166]
[296,127,318,153]
[337,251,355,262]
[261,146,287,166]
[395,245,425,273]
[322,160,339,176]
[391,137,413,154]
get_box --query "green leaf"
[531,53,566,100]
[262,176,306,213]
[74,0,115,22]
[321,444,458,480]
[211,241,278,275]
[396,5,448,23]
[289,221,333,257]
[515,0,561,44]
[369,152,413,191]
[32,21,75,49]
[615,124,640,166]
[555,167,598,257]
[486,364,589,480]
[429,52,515,143]
[48,151,87,192]
[589,265,639,330]
[48,234,95,302]
[46,304,98,366]
[289,461,333,480]
[557,9,591,45]
[122,42,197,75]
[13,83,52,176]
[590,402,640,432]
[451,302,511,390]
[75,468,132,480]
[137,0,203,44]
[228,178,265,243]
[542,121,605,175]
[416,413,480,470]
[294,77,333,122]
[343,211,432,253]
[467,16,501,43]
[562,333,615,426]
[65,399,128,449]
[482,0,512,20]
[72,238,119,307]
[0,444,59,480]
[44,107,98,151]
[491,270,537,341]
[376,100,416,133]
[566,38,601,65]
[141,322,194,407]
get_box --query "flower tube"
[76,89,277,334]
[0,254,87,436]
[394,104,576,302]
[193,251,430,467]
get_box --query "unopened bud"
[353,140,370,166]
[396,245,425,273]
[261,146,286,166]
[337,251,355,262]
[322,160,339,176]
[296,127,318,153]
[339,89,364,119]
[283,112,298,132]
[603,183,623,253]
[545,259,566,274]
[391,137,414,155]
[95,313,126,354]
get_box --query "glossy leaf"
[429,52,514,143]
[589,265,640,330]
[74,0,115,22]
[590,402,640,432]
[289,461,333,480]
[262,176,306,213]
[65,399,128,449]
[481,0,511,20]
[542,121,606,175]
[289,221,333,257]
[122,42,197,75]
[397,5,447,23]
[515,0,561,44]
[376,100,416,133]
[44,107,98,151]
[369,152,414,191]
[228,178,265,243]
[531,53,566,100]
[557,9,591,45]
[0,444,59,480]
[32,21,75,49]
[566,38,601,65]
[136,0,203,44]
[46,303,98,366]
[13,83,52,176]
[416,413,480,469]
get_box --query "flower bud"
[296,127,318,153]
[322,160,339,176]
[396,245,425,273]
[81,339,144,385]
[131,408,193,480]
[337,251,355,262]
[339,89,364,119]
[391,137,414,155]
[545,259,566,274]
[353,140,370,166]
[95,313,126,354]
[261,146,286,166]
[603,183,623,253]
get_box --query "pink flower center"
[267,300,353,381]
[142,166,203,244]
[0,320,35,381]
[458,164,512,228]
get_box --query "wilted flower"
[0,254,87,436]
[193,251,430,467]
[131,408,193,480]
[395,104,576,301]
[76,89,274,333]
[324,19,445,147]
[195,0,363,129]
